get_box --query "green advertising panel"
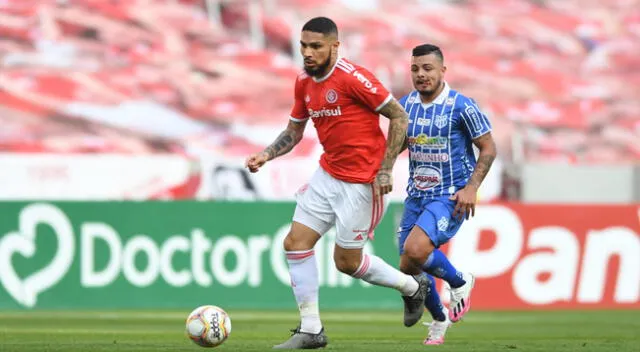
[0,202,405,310]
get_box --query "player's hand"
[245,151,269,173]
[449,185,478,221]
[374,169,393,197]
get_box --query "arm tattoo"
[468,134,497,189]
[378,100,409,171]
[468,154,495,189]
[264,124,304,161]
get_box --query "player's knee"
[403,241,429,265]
[283,232,306,251]
[334,257,360,275]
[283,222,321,251]
[333,250,360,275]
[283,230,318,251]
[283,233,294,251]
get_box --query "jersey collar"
[311,56,341,83]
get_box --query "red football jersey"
[290,58,393,184]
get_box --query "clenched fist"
[245,151,270,173]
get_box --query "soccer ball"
[185,305,232,348]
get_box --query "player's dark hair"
[302,17,338,37]
[412,44,444,63]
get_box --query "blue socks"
[424,274,446,321]
[422,249,466,288]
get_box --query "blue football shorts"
[397,196,465,254]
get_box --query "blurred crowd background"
[1,0,639,201]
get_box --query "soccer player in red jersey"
[245,17,428,349]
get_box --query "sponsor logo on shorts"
[407,134,448,149]
[412,152,449,162]
[413,165,442,190]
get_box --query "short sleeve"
[398,94,410,111]
[289,75,308,122]
[459,98,492,139]
[346,66,393,113]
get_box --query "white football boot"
[423,307,452,345]
[448,272,475,322]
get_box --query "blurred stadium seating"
[1,0,638,163]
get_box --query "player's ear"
[332,40,340,55]
[441,65,447,74]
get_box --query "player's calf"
[341,250,428,327]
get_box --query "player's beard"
[418,78,443,99]
[304,51,333,77]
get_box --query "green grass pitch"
[0,310,638,351]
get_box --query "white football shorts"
[292,167,388,249]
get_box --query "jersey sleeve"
[289,75,308,122]
[398,94,410,111]
[346,66,393,113]
[459,98,492,139]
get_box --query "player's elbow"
[486,141,498,159]
[478,135,498,158]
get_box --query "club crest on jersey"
[434,114,448,129]
[325,89,338,103]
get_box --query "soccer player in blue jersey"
[397,44,497,345]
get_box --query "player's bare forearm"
[378,99,409,171]
[400,134,409,153]
[263,120,307,161]
[467,132,497,190]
